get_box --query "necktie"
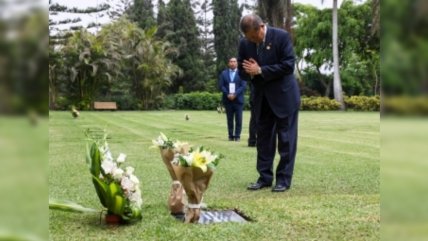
[257,42,264,56]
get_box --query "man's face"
[228,58,237,69]
[243,25,265,44]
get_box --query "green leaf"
[90,143,101,177]
[108,181,121,197]
[145,26,158,38]
[122,206,142,223]
[49,199,98,213]
[90,64,98,77]
[92,176,108,208]
[111,195,125,215]
[207,163,216,171]
[85,143,91,165]
[178,156,189,167]
[131,207,142,219]
[70,67,77,83]
[107,182,124,215]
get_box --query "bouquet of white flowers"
[151,132,190,180]
[86,129,142,224]
[172,146,222,223]
[152,133,190,215]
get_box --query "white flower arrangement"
[85,129,143,223]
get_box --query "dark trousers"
[256,97,299,188]
[225,102,243,139]
[248,101,257,145]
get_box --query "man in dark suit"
[238,14,300,192]
[219,57,247,141]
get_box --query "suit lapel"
[258,27,273,64]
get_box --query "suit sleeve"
[238,39,253,82]
[235,79,247,96]
[260,32,295,82]
[218,71,229,94]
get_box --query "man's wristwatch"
[257,67,262,75]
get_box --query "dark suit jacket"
[238,27,300,119]
[219,69,247,105]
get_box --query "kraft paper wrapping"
[168,181,185,214]
[172,165,213,223]
[159,148,177,180]
[159,148,185,214]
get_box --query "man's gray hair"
[240,14,263,33]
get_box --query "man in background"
[219,57,247,141]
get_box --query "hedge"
[163,92,251,110]
[164,93,380,111]
[55,92,380,111]
[383,96,428,115]
[344,95,380,111]
[300,96,341,111]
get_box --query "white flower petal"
[117,153,126,163]
[101,160,117,174]
[125,166,134,175]
[112,168,124,180]
[130,174,140,184]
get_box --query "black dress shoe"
[247,182,272,190]
[272,184,289,192]
[235,138,240,142]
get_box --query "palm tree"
[100,19,180,109]
[323,0,345,109]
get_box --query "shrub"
[300,96,341,111]
[345,96,380,111]
[111,95,138,110]
[77,100,92,110]
[162,93,380,112]
[55,96,71,110]
[167,92,222,110]
[383,96,428,115]
[165,92,252,110]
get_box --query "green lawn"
[49,111,379,241]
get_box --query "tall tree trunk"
[285,0,292,34]
[373,64,379,95]
[371,0,380,37]
[258,0,286,28]
[316,67,331,97]
[332,0,345,110]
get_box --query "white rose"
[121,176,134,191]
[104,150,114,162]
[129,189,143,208]
[112,168,124,180]
[117,153,126,163]
[129,174,140,185]
[125,166,134,175]
[101,160,117,175]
